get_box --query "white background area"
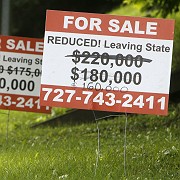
[0,51,42,96]
[41,31,173,94]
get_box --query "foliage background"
[10,0,123,38]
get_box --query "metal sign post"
[0,110,10,147]
[1,0,10,35]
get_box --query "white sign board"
[40,10,175,115]
[0,35,50,113]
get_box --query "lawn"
[0,104,180,180]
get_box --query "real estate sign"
[40,10,175,115]
[0,35,50,113]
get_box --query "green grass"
[0,104,180,180]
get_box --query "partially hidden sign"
[40,10,175,115]
[0,35,51,113]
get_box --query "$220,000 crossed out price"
[40,85,168,115]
